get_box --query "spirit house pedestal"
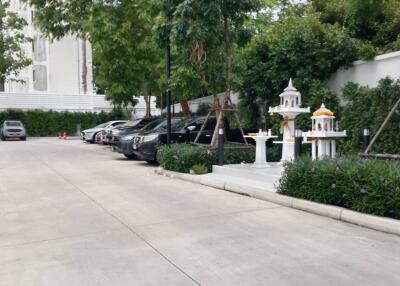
[269,79,310,162]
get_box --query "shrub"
[157,143,255,174]
[277,156,400,219]
[0,108,129,136]
[356,41,377,60]
[190,164,209,175]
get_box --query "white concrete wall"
[326,51,400,96]
[47,37,94,94]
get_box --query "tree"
[311,0,400,55]
[25,0,91,38]
[26,0,164,114]
[90,1,163,111]
[154,0,224,117]
[238,10,357,129]
[158,0,262,142]
[0,1,31,90]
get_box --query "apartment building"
[3,0,93,95]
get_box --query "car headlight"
[142,134,158,142]
[122,135,135,141]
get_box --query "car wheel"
[90,133,98,144]
[124,154,136,159]
[0,134,5,141]
[95,132,104,144]
[21,137,26,141]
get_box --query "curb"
[155,168,400,237]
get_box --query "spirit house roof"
[313,104,334,117]
[269,79,310,116]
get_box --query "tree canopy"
[311,0,400,57]
[237,10,357,128]
[0,1,31,88]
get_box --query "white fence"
[326,51,400,96]
[0,92,160,118]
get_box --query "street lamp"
[294,129,303,158]
[363,127,370,152]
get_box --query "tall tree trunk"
[180,100,192,118]
[143,90,151,117]
[0,78,4,92]
[224,16,232,105]
[81,39,88,94]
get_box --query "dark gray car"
[0,121,27,141]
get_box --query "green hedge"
[157,143,256,174]
[340,78,400,154]
[0,109,128,136]
[277,156,400,219]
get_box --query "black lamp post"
[363,127,370,152]
[294,129,303,158]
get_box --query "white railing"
[0,92,160,117]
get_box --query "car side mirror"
[187,125,196,132]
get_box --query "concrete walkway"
[0,138,399,286]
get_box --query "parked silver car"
[81,120,127,143]
[0,120,27,141]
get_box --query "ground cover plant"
[157,143,255,174]
[277,156,400,219]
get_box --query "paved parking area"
[0,138,399,286]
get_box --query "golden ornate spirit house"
[303,104,347,159]
[269,79,310,161]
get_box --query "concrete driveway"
[0,138,399,286]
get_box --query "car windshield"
[141,119,164,131]
[171,118,196,131]
[94,122,110,129]
[141,118,181,132]
[121,119,141,128]
[5,121,22,127]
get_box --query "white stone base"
[211,163,284,192]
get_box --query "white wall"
[326,51,400,97]
[48,37,94,94]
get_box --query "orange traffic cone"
[58,133,62,139]
[63,132,67,140]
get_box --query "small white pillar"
[317,139,323,158]
[331,140,336,158]
[311,140,317,160]
[325,140,331,157]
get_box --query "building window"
[33,36,47,62]
[33,65,48,91]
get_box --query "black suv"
[132,116,220,162]
[108,117,159,145]
[114,117,181,159]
